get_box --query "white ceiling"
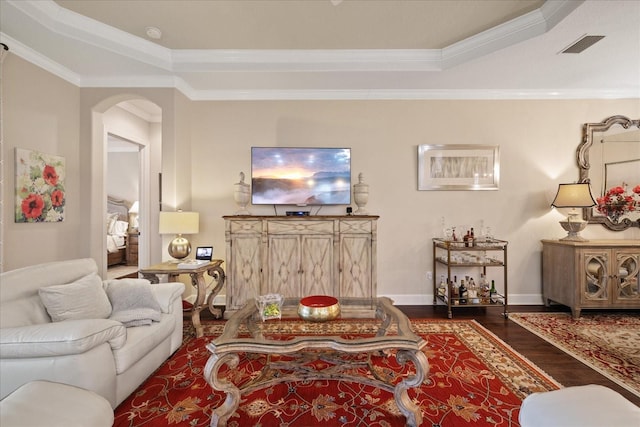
[1,0,639,100]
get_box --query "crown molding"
[7,1,635,101]
[8,0,580,74]
[0,33,82,86]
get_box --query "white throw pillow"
[106,279,162,327]
[38,273,112,322]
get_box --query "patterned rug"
[509,312,640,398]
[114,319,560,427]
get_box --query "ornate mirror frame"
[578,115,640,231]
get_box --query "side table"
[140,260,225,337]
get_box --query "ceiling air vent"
[561,35,605,54]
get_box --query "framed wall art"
[15,148,66,222]
[418,144,500,191]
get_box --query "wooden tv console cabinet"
[541,239,640,318]
[223,215,379,318]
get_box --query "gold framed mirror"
[578,115,640,230]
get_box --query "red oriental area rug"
[114,319,560,427]
[509,312,640,398]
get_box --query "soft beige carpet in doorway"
[510,312,640,398]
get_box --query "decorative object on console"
[128,200,139,231]
[353,172,369,215]
[15,148,66,223]
[159,210,199,260]
[551,183,596,241]
[595,185,640,223]
[233,172,251,215]
[298,295,341,322]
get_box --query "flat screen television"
[251,147,351,205]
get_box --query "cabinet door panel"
[341,235,372,298]
[229,234,262,310]
[614,250,640,304]
[582,251,609,304]
[300,235,334,297]
[268,235,300,297]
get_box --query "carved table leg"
[393,349,429,427]
[206,265,226,319]
[204,352,241,427]
[189,272,207,338]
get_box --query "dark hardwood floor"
[397,304,640,407]
[200,303,639,406]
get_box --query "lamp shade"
[551,183,596,208]
[129,201,139,214]
[159,211,199,235]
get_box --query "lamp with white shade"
[159,210,199,260]
[551,183,596,241]
[128,201,139,231]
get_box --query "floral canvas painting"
[15,148,66,223]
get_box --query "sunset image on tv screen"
[251,147,351,205]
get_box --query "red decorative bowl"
[298,295,340,322]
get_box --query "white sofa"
[0,258,184,408]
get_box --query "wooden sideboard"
[541,239,640,318]
[223,215,379,318]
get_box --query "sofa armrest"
[0,319,126,358]
[150,282,185,314]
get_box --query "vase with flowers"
[595,184,640,223]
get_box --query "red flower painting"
[43,165,59,186]
[15,149,66,223]
[21,193,45,219]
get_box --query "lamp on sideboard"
[551,183,596,241]
[159,210,199,260]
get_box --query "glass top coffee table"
[204,297,429,427]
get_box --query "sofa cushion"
[38,273,112,322]
[105,279,162,327]
[111,314,175,374]
[0,258,98,328]
[0,319,126,358]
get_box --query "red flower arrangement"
[595,184,639,223]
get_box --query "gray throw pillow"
[106,279,162,327]
[39,273,112,322]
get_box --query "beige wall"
[188,100,640,304]
[2,55,639,304]
[2,55,81,269]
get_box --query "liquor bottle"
[463,230,470,247]
[479,273,490,303]
[459,279,467,304]
[469,227,475,246]
[452,275,459,300]
[468,277,479,304]
[490,280,498,304]
[437,274,447,297]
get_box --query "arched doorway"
[89,95,161,278]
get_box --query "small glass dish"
[255,294,284,321]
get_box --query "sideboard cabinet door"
[339,219,376,299]
[225,220,262,311]
[612,249,640,306]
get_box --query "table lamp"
[551,183,596,241]
[159,210,199,260]
[128,201,139,232]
